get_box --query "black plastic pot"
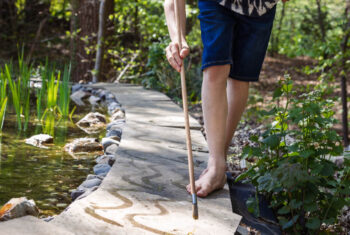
[226,172,282,235]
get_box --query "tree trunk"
[92,0,107,83]
[315,0,326,42]
[341,0,350,147]
[70,0,99,83]
[270,3,286,56]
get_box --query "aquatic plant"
[36,59,50,120]
[0,69,8,130]
[47,71,60,111]
[58,64,73,118]
[5,64,22,130]
[17,50,32,130]
[4,51,33,131]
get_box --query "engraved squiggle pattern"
[125,200,174,235]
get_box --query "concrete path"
[0,83,241,234]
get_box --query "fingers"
[166,42,181,72]
[180,47,190,59]
[165,42,190,72]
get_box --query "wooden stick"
[173,0,198,220]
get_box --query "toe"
[186,184,191,193]
[195,184,201,193]
[197,188,208,198]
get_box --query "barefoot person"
[164,0,288,198]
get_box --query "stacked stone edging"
[62,84,126,208]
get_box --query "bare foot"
[186,161,227,197]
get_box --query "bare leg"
[186,73,250,197]
[186,65,229,197]
[224,79,250,157]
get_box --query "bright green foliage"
[270,0,344,58]
[36,60,50,120]
[3,51,33,131]
[5,64,23,130]
[0,70,8,130]
[237,75,350,233]
[58,64,73,118]
[18,50,32,130]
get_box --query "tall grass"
[58,64,72,118]
[0,69,8,130]
[4,51,33,131]
[5,64,22,130]
[36,59,49,120]
[18,51,32,130]
[47,71,60,111]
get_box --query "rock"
[78,178,102,189]
[76,112,106,134]
[105,144,119,155]
[98,90,108,100]
[102,137,120,150]
[106,120,125,131]
[106,129,122,141]
[42,216,55,222]
[86,174,104,180]
[76,186,99,201]
[93,164,111,176]
[71,189,85,201]
[110,110,125,122]
[82,86,93,93]
[64,138,103,158]
[106,93,116,102]
[88,95,101,106]
[70,90,90,106]
[72,84,83,93]
[95,154,116,166]
[107,102,122,115]
[25,134,53,149]
[0,197,39,221]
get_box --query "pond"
[0,103,107,217]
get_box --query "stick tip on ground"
[192,204,198,220]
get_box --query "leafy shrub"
[144,40,202,103]
[237,75,350,233]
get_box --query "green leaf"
[320,162,335,177]
[289,199,302,209]
[246,196,259,217]
[305,217,321,230]
[262,134,280,149]
[273,87,283,99]
[277,205,290,215]
[304,202,318,212]
[282,215,299,229]
[257,173,275,192]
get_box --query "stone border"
[44,84,126,221]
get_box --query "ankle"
[207,156,226,171]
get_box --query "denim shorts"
[198,0,276,82]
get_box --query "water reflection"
[0,104,107,217]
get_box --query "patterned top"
[214,0,279,17]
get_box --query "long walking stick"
[173,0,198,220]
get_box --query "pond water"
[0,103,107,217]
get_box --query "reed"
[47,71,60,111]
[5,64,22,130]
[36,59,50,120]
[17,50,32,130]
[0,69,8,130]
[58,64,71,117]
